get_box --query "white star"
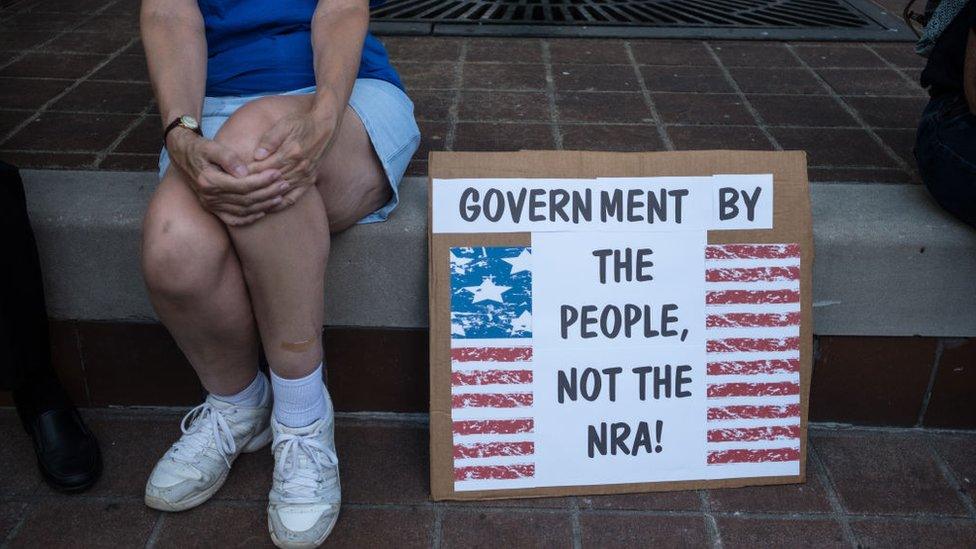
[464,276,511,303]
[509,310,532,334]
[502,249,532,274]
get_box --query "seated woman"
[139,0,419,546]
[915,0,976,227]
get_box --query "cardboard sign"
[428,151,812,500]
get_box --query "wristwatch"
[163,115,203,148]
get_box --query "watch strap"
[163,116,203,149]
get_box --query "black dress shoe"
[23,407,103,492]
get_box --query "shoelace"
[272,430,339,505]
[170,402,237,467]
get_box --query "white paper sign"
[531,231,706,350]
[432,177,712,233]
[443,175,800,493]
[710,174,774,230]
[432,176,773,234]
[448,235,802,492]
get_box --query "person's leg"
[915,95,976,227]
[0,161,59,405]
[142,166,275,512]
[313,104,391,233]
[211,93,390,548]
[211,101,331,438]
[211,94,388,381]
[0,160,102,492]
[141,171,260,395]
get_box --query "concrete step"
[23,170,976,336]
[14,170,976,428]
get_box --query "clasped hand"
[169,107,336,226]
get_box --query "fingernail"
[255,148,269,159]
[273,197,282,204]
[278,182,289,191]
[234,165,247,178]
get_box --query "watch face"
[180,115,199,130]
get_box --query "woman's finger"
[268,185,308,213]
[201,140,249,178]
[246,151,291,175]
[254,120,291,161]
[199,167,282,196]
[209,190,286,214]
[248,138,304,174]
[240,195,285,215]
[206,201,250,216]
[216,210,265,227]
[210,179,288,207]
[239,180,290,204]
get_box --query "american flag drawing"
[704,243,802,467]
[450,247,536,487]
[449,243,802,490]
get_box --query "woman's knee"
[214,96,293,158]
[142,193,233,302]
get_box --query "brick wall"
[1,321,972,429]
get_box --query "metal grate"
[370,0,913,41]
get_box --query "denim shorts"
[158,78,421,224]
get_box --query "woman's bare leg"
[209,93,393,545]
[211,95,389,379]
[142,170,259,395]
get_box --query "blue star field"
[450,246,532,340]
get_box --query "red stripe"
[452,393,533,408]
[708,404,801,420]
[707,359,800,375]
[708,448,800,464]
[706,266,800,282]
[707,312,801,328]
[453,441,535,459]
[454,464,535,481]
[707,337,799,353]
[707,425,800,442]
[706,244,800,260]
[453,419,534,435]
[707,289,800,305]
[451,347,532,362]
[452,370,533,386]
[708,382,800,398]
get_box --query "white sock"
[211,371,267,408]
[271,363,329,428]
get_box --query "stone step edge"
[22,170,976,337]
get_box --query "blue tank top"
[199,0,403,97]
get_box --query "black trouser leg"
[0,162,100,492]
[915,94,976,228]
[0,161,68,419]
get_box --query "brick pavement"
[0,409,974,547]
[0,0,930,184]
[2,2,970,546]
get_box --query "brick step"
[2,321,972,429]
[2,408,974,547]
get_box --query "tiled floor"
[0,0,930,183]
[0,409,973,547]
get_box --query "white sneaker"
[145,376,272,512]
[267,386,340,549]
